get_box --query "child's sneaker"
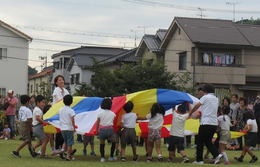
[108,157,115,161]
[71,149,77,155]
[100,157,106,162]
[158,155,163,161]
[146,157,153,162]
[249,156,258,163]
[214,154,223,164]
[90,151,96,156]
[182,157,190,163]
[192,161,204,164]
[121,157,126,162]
[167,158,173,162]
[234,157,243,162]
[11,151,21,158]
[83,149,87,156]
[133,155,139,161]
[224,161,231,165]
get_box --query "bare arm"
[36,115,45,124]
[96,118,100,134]
[71,116,76,130]
[189,102,202,116]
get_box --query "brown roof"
[161,17,260,48]
[29,68,53,80]
[0,20,32,41]
[175,17,251,46]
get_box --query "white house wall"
[0,26,29,96]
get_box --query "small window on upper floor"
[179,52,187,70]
[75,73,80,84]
[178,28,181,35]
[0,48,7,60]
[0,88,6,96]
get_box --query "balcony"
[194,64,246,85]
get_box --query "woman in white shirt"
[53,75,69,104]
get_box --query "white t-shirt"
[32,106,43,126]
[59,106,76,131]
[218,115,232,131]
[170,111,189,137]
[52,87,69,104]
[97,109,116,127]
[247,119,258,133]
[122,112,137,128]
[18,106,33,122]
[146,113,164,130]
[199,93,219,126]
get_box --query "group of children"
[10,94,258,164]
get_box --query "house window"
[75,73,80,84]
[54,62,59,69]
[179,52,187,70]
[70,74,75,84]
[178,28,181,35]
[0,88,6,96]
[0,48,7,60]
[36,84,39,93]
[64,58,70,69]
[31,85,33,93]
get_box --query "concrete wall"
[164,27,195,73]
[0,26,29,96]
[243,48,260,77]
[195,66,246,85]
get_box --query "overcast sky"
[1,0,260,71]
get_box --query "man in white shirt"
[190,84,222,164]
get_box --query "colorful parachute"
[43,88,245,138]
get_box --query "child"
[120,101,138,162]
[235,111,258,163]
[168,103,190,163]
[0,124,11,140]
[11,95,37,158]
[82,135,96,156]
[96,98,116,162]
[32,95,49,157]
[146,103,165,162]
[216,106,232,164]
[59,95,76,161]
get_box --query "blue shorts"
[61,131,74,146]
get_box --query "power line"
[14,24,141,40]
[123,0,260,14]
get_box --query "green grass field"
[1,137,260,167]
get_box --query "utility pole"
[197,7,206,18]
[226,1,239,22]
[130,29,138,47]
[39,56,47,70]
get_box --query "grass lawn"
[1,137,260,167]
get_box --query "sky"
[0,0,260,71]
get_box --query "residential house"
[135,29,167,64]
[0,20,32,96]
[159,17,260,99]
[52,46,139,94]
[28,66,54,97]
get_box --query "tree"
[236,17,260,25]
[74,62,192,97]
[28,65,38,76]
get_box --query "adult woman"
[53,75,69,104]
[52,75,70,153]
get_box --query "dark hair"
[43,104,51,114]
[30,95,36,99]
[222,97,231,106]
[20,95,30,105]
[35,95,45,104]
[151,103,165,118]
[231,94,238,99]
[63,95,73,106]
[197,87,203,91]
[222,105,230,115]
[239,97,247,106]
[123,101,134,113]
[243,111,255,123]
[54,75,65,87]
[177,103,189,114]
[101,98,112,110]
[201,84,215,93]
